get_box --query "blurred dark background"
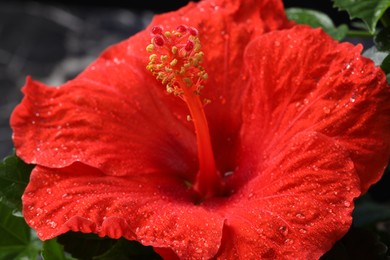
[0,0,351,159]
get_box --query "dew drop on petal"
[295,213,305,219]
[62,193,73,199]
[344,201,351,207]
[323,106,330,114]
[299,228,307,234]
[224,171,233,177]
[195,248,203,254]
[279,226,288,236]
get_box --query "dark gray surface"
[0,1,152,159]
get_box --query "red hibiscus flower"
[10,0,390,259]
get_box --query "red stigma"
[152,26,163,35]
[188,27,198,36]
[153,35,165,46]
[176,25,188,33]
[185,40,195,51]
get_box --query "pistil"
[146,25,223,199]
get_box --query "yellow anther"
[203,98,211,105]
[149,54,157,61]
[164,31,171,38]
[179,67,186,74]
[194,42,201,52]
[172,46,178,55]
[162,77,169,85]
[166,85,174,93]
[198,72,208,80]
[146,64,154,71]
[157,72,165,80]
[146,44,154,52]
[183,78,193,86]
[161,55,168,61]
[170,59,178,67]
[165,67,173,73]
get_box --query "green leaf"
[0,154,34,211]
[321,227,388,259]
[380,53,390,74]
[333,0,390,34]
[42,238,76,260]
[286,8,348,40]
[375,27,390,51]
[0,202,42,259]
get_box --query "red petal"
[240,25,390,193]
[23,164,224,259]
[11,49,198,179]
[214,132,360,259]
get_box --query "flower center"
[146,25,224,199]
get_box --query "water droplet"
[295,213,305,219]
[323,106,330,114]
[248,193,254,198]
[224,171,233,177]
[279,226,288,236]
[113,57,121,64]
[344,201,351,207]
[195,248,203,254]
[62,193,73,199]
[46,188,52,194]
[350,96,356,103]
[35,112,40,117]
[299,228,307,233]
[303,98,309,104]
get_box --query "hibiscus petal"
[214,132,360,259]
[241,25,390,192]
[11,50,198,178]
[23,164,224,259]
